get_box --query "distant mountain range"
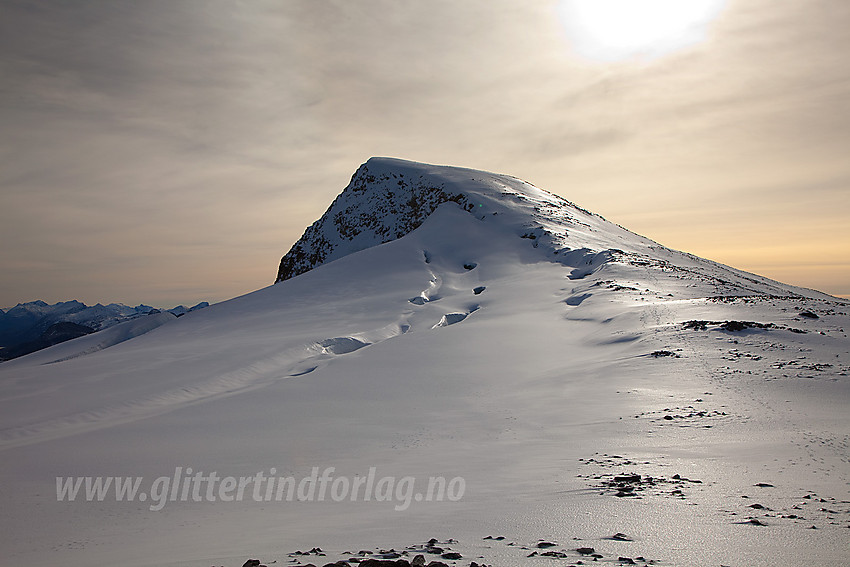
[0,300,208,361]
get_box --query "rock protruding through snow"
[275,158,632,284]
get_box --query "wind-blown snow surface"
[1,159,848,567]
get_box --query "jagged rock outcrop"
[277,159,477,282]
[275,157,614,283]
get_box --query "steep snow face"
[276,158,831,300]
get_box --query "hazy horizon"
[2,0,849,307]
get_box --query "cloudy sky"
[2,0,848,308]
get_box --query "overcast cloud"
[1,0,848,307]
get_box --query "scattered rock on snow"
[614,474,642,483]
[650,350,679,358]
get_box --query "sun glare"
[559,0,726,61]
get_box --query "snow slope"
[0,159,848,567]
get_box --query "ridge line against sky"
[1,0,848,307]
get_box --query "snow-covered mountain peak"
[275,158,832,300]
[276,157,636,283]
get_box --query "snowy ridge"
[276,157,634,282]
[276,158,832,301]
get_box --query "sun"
[559,0,726,61]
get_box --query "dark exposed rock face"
[276,159,471,283]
